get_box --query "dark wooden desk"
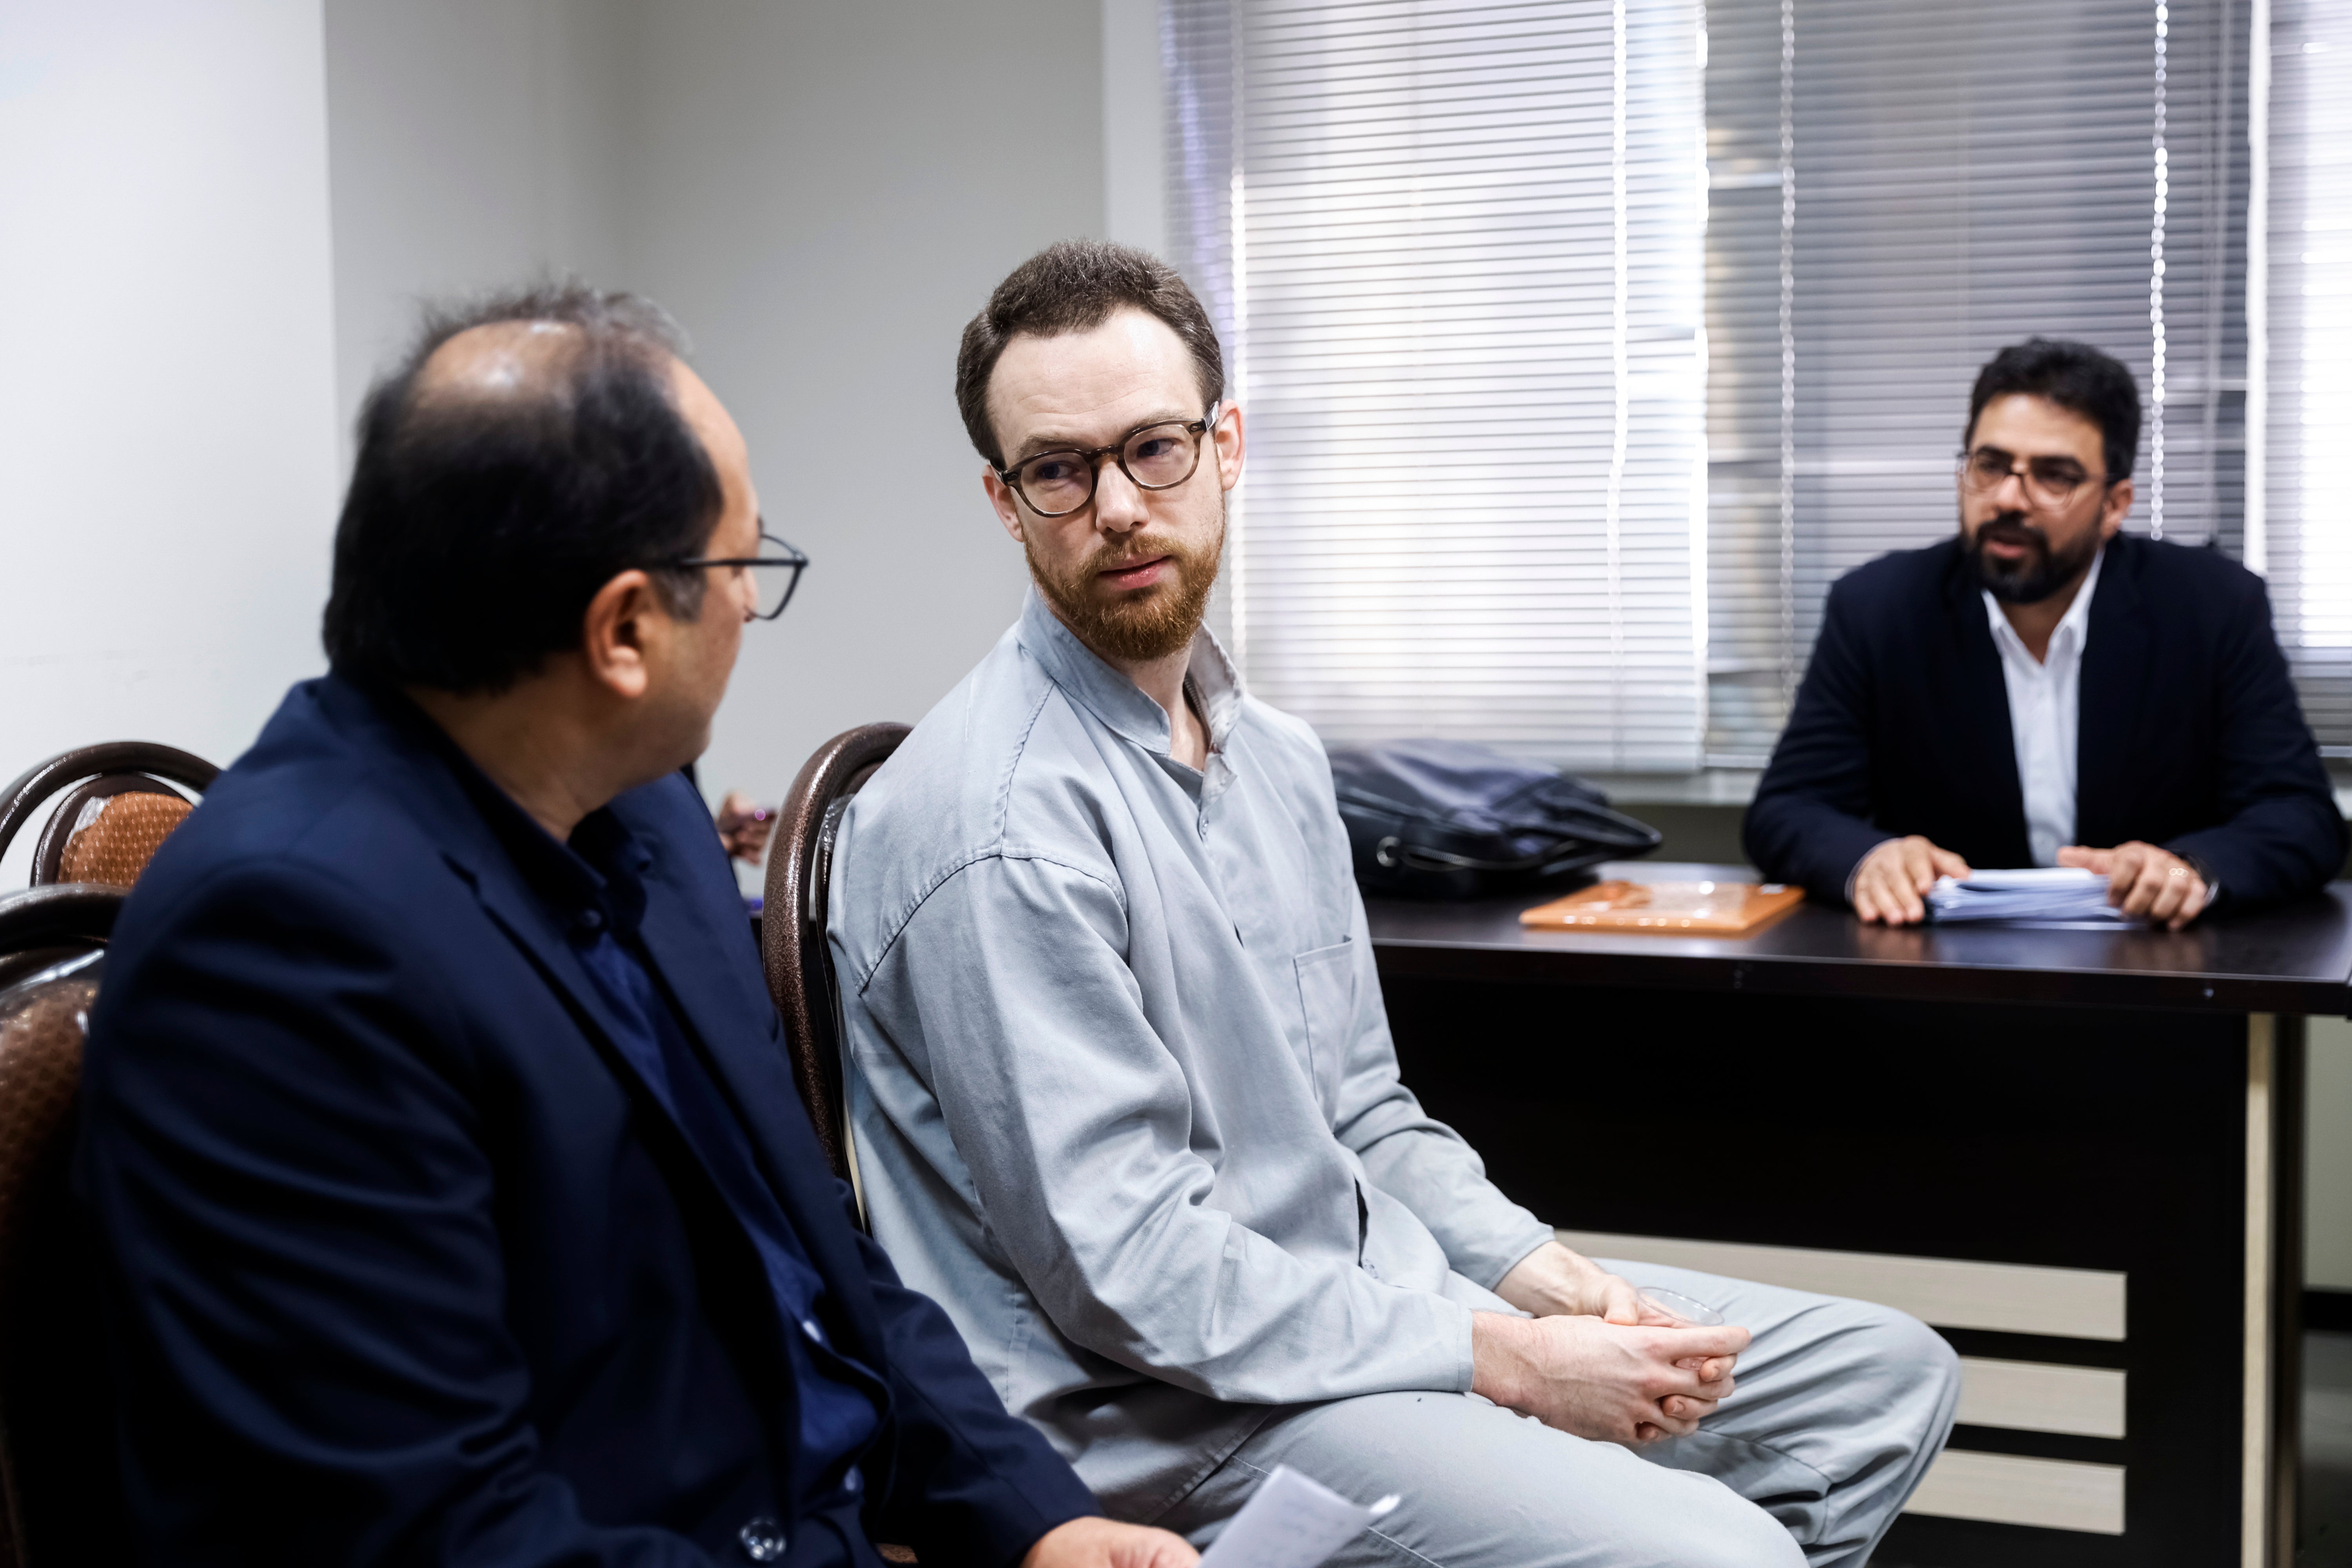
[1368,864,2349,1568]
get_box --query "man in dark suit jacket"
[1745,338,2343,928]
[76,285,1196,1568]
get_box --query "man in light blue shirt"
[829,241,1959,1568]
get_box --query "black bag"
[1327,739,1662,900]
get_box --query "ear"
[2099,477,2134,541]
[579,569,663,700]
[983,465,1027,544]
[1212,403,1246,492]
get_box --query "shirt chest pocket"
[1291,940,1357,1120]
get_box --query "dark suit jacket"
[76,675,1096,1567]
[1743,534,2345,910]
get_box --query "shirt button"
[574,908,605,934]
[738,1517,788,1561]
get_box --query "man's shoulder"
[114,679,497,981]
[832,630,1109,942]
[1830,537,1962,608]
[2108,532,2266,607]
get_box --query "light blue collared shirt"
[828,591,1553,1519]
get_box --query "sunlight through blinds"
[2264,0,2352,751]
[1164,0,1709,770]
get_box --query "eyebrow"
[1009,409,1200,465]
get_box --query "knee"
[1858,1302,1963,1421]
[1661,1491,1809,1568]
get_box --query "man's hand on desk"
[1022,1517,1199,1568]
[1851,835,1973,926]
[1471,1310,1748,1446]
[2058,841,2210,929]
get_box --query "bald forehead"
[412,318,688,412]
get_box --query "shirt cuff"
[1844,837,1896,905]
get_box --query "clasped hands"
[1851,834,2208,929]
[1471,1243,1748,1447]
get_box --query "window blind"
[1702,0,2250,767]
[2262,0,2352,751]
[1162,0,1710,769]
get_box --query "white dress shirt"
[1984,547,2104,867]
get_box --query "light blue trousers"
[1159,1262,1962,1568]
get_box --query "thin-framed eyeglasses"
[670,526,809,621]
[1957,446,2115,514]
[996,405,1221,519]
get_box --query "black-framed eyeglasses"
[1957,446,2114,514]
[670,527,809,621]
[996,405,1220,519]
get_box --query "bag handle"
[1374,835,1611,877]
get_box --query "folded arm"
[1323,893,1554,1289]
[1743,582,1898,903]
[2164,573,2346,908]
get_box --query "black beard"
[1963,511,2103,605]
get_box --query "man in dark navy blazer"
[76,285,1197,1568]
[1745,338,2344,928]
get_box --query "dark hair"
[955,240,1226,468]
[321,281,722,694]
[1965,338,2142,483]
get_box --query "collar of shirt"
[377,687,654,942]
[1982,542,2105,673]
[1014,585,1247,799]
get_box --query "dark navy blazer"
[76,675,1097,1566]
[1744,534,2346,909]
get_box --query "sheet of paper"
[1926,867,2131,924]
[1197,1465,1401,1568]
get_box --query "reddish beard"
[1027,507,1225,662]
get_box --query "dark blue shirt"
[472,769,886,1513]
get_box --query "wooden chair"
[759,723,908,1190]
[0,883,131,1564]
[0,744,219,889]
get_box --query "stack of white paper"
[1198,1466,1401,1568]
[1925,867,2127,925]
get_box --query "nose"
[1092,452,1151,534]
[1989,464,2033,510]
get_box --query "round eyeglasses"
[1957,446,2113,514]
[996,407,1220,518]
[669,527,809,621]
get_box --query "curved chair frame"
[0,744,219,885]
[0,886,125,993]
[760,723,909,1186]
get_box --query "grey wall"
[321,0,1106,831]
[619,1,1104,813]
[325,0,633,450]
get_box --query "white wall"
[0,2,341,883]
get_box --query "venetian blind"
[1163,0,1709,770]
[1703,0,2250,766]
[2262,0,2352,751]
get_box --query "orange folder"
[1519,878,1804,934]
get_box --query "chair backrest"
[0,744,219,890]
[760,723,909,1186]
[0,883,129,1566]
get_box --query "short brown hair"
[955,240,1226,468]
